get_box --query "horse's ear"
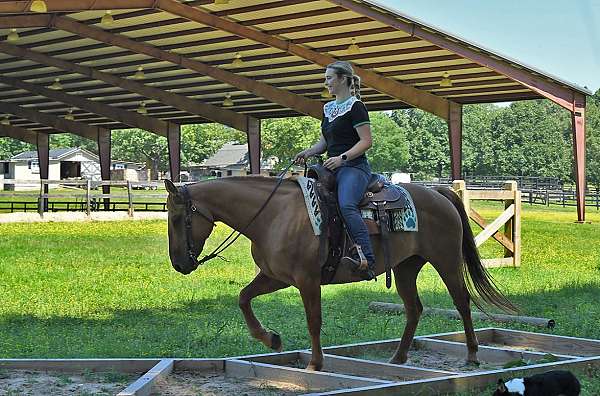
[164,179,179,195]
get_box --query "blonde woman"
[295,61,375,280]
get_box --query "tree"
[261,116,321,169]
[368,112,409,173]
[49,133,97,152]
[180,123,245,167]
[391,109,449,179]
[586,90,600,188]
[0,138,33,160]
[462,104,502,176]
[111,129,168,179]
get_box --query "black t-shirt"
[321,97,370,160]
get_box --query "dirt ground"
[0,369,139,395]
[152,371,309,396]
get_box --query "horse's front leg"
[239,272,289,351]
[299,281,323,371]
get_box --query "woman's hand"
[294,149,311,164]
[324,155,344,171]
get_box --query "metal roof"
[0,0,589,136]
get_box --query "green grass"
[0,202,599,394]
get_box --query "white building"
[1,147,145,191]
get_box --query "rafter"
[0,124,38,145]
[48,15,323,119]
[0,75,175,136]
[0,0,156,14]
[0,42,254,132]
[157,0,452,119]
[327,0,581,111]
[0,101,106,140]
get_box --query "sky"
[385,0,600,93]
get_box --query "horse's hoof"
[388,356,407,365]
[270,332,282,352]
[465,358,480,367]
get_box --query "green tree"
[0,138,33,160]
[491,100,571,180]
[462,104,502,176]
[586,90,600,188]
[261,116,321,169]
[111,129,168,179]
[368,112,409,173]
[49,133,97,152]
[180,123,245,166]
[391,109,449,179]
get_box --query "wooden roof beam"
[0,101,106,140]
[0,0,156,14]
[327,0,583,111]
[157,0,453,119]
[0,124,39,145]
[0,42,254,132]
[0,75,174,137]
[49,15,322,119]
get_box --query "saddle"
[306,164,407,288]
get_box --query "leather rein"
[178,161,295,268]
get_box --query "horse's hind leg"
[389,256,426,364]
[434,260,479,364]
[239,272,289,352]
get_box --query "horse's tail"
[434,187,517,313]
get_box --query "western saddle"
[306,164,407,288]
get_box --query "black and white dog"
[493,370,580,396]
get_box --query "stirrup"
[341,245,374,280]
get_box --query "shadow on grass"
[2,280,600,360]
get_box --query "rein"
[180,161,296,267]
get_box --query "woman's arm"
[323,124,372,170]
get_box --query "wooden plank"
[469,208,514,252]
[0,358,160,373]
[513,188,522,266]
[474,204,514,247]
[492,328,600,357]
[117,358,174,396]
[299,352,455,380]
[173,358,224,371]
[424,328,495,343]
[412,339,576,363]
[322,339,401,356]
[225,359,391,391]
[238,351,301,365]
[468,190,515,200]
[304,356,600,395]
[481,257,515,268]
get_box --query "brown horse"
[164,176,515,371]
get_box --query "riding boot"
[341,245,375,280]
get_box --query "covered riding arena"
[0,1,598,395]
[0,0,591,220]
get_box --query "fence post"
[452,180,469,216]
[86,179,91,217]
[127,181,134,217]
[504,181,521,267]
[38,179,44,218]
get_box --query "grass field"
[1,202,599,394]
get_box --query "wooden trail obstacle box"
[2,328,600,395]
[452,180,522,269]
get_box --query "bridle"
[177,161,295,268]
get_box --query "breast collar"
[323,96,358,123]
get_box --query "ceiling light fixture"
[30,0,48,13]
[101,10,114,25]
[137,102,148,114]
[50,78,63,90]
[1,115,10,125]
[222,94,234,107]
[7,29,19,41]
[232,52,243,67]
[347,38,360,54]
[134,66,145,80]
[440,72,453,87]
[64,108,75,121]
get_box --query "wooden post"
[448,103,462,181]
[571,93,586,222]
[97,128,111,211]
[167,124,181,182]
[86,179,91,217]
[247,117,261,175]
[38,179,44,218]
[452,179,469,216]
[36,132,49,213]
[513,182,522,267]
[127,180,134,217]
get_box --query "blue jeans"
[335,162,375,264]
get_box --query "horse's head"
[165,179,214,275]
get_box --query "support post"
[36,132,49,213]
[571,93,586,222]
[97,129,111,211]
[247,118,261,175]
[167,124,181,182]
[448,102,462,181]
